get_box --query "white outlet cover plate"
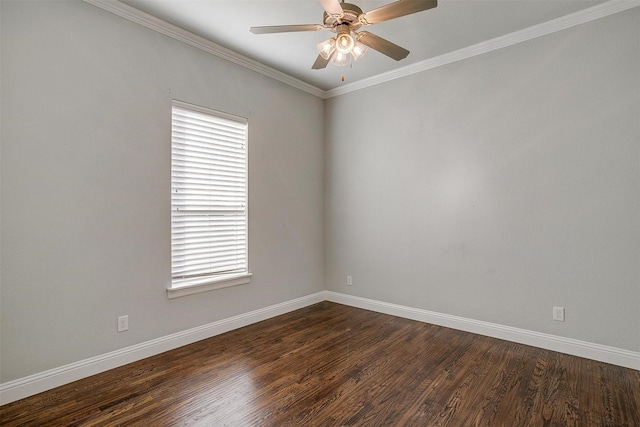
[553,306,565,322]
[118,315,129,332]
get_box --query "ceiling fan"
[250,0,437,70]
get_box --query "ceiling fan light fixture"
[317,38,336,60]
[351,40,367,61]
[251,0,439,71]
[330,50,351,67]
[335,33,355,54]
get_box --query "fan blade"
[357,31,410,61]
[359,0,437,25]
[312,54,330,70]
[250,24,325,34]
[319,0,344,19]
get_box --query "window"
[169,101,250,298]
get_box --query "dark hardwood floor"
[2,302,639,426]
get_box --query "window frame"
[167,100,251,299]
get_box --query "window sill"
[167,273,252,299]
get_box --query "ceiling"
[120,0,605,91]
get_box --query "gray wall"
[325,9,639,352]
[0,1,324,382]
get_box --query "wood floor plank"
[1,302,638,426]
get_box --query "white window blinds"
[171,101,248,289]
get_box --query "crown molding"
[84,0,638,100]
[82,0,326,98]
[324,0,640,98]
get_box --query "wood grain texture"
[2,302,639,426]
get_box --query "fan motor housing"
[323,3,363,31]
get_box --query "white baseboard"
[325,291,640,371]
[0,292,326,405]
[2,290,637,405]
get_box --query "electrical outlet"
[346,275,353,286]
[117,315,129,332]
[552,306,565,322]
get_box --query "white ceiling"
[120,0,605,91]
